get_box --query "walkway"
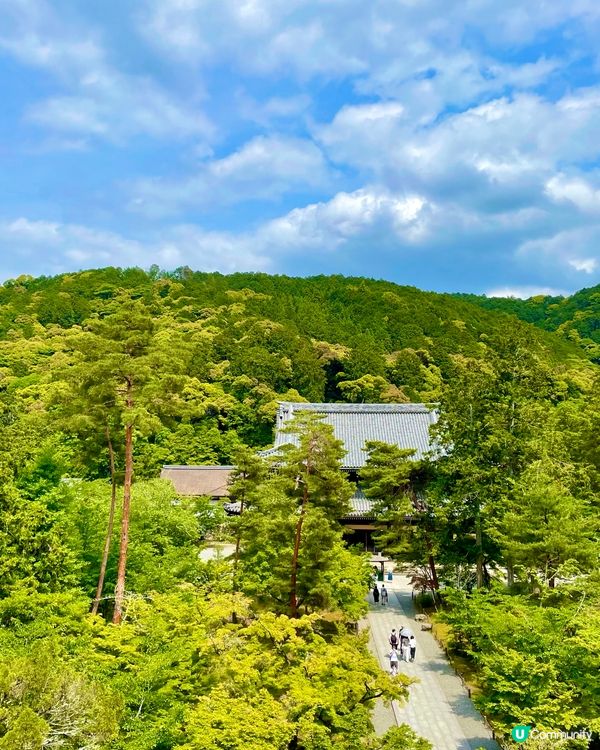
[362,575,499,750]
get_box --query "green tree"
[238,413,358,617]
[432,333,554,587]
[278,412,354,617]
[0,469,78,597]
[361,441,439,591]
[501,458,598,587]
[228,445,267,587]
[0,644,119,749]
[65,295,192,621]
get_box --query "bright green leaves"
[440,582,600,734]
[236,412,361,617]
[0,644,120,750]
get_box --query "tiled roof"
[224,487,377,521]
[342,488,377,520]
[161,466,233,497]
[272,402,437,469]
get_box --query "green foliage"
[439,579,600,735]
[62,479,219,598]
[237,413,369,618]
[458,284,600,362]
[374,725,433,750]
[501,458,598,586]
[0,587,409,750]
[0,643,120,749]
[0,268,597,747]
[0,474,79,597]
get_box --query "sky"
[2,1,600,296]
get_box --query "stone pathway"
[362,576,499,750]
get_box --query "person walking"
[389,629,399,650]
[401,637,411,663]
[409,635,417,662]
[373,584,380,604]
[389,647,399,676]
[380,585,388,605]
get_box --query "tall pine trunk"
[113,379,134,624]
[232,496,245,591]
[289,481,309,618]
[91,425,117,616]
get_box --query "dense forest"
[0,267,598,748]
[458,285,600,362]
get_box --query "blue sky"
[2,1,600,296]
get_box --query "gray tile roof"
[224,487,377,520]
[342,488,376,520]
[273,402,437,469]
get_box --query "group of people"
[388,628,416,675]
[371,582,417,674]
[372,583,388,604]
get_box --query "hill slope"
[457,284,600,362]
[0,268,592,473]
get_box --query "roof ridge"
[162,465,235,470]
[277,401,430,412]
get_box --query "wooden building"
[160,402,437,550]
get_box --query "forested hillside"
[0,267,591,467]
[0,267,598,748]
[458,284,600,362]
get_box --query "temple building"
[161,402,437,549]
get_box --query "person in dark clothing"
[373,584,380,603]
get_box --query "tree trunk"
[232,496,245,593]
[548,556,557,588]
[428,553,440,591]
[91,425,117,616]
[506,560,514,588]
[113,379,134,624]
[475,514,484,589]
[424,528,439,591]
[289,481,309,619]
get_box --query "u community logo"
[511,726,531,743]
[511,725,592,744]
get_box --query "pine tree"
[361,441,439,591]
[278,412,353,617]
[228,444,267,588]
[65,294,192,621]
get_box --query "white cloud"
[130,135,333,215]
[314,89,600,229]
[545,174,600,214]
[0,217,269,279]
[259,188,428,251]
[0,0,211,144]
[237,93,312,127]
[486,286,569,299]
[569,257,598,273]
[26,78,210,142]
[324,90,600,174]
[0,189,427,279]
[517,226,600,281]
[138,0,600,113]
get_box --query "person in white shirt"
[401,638,411,662]
[389,647,399,675]
[409,635,417,662]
